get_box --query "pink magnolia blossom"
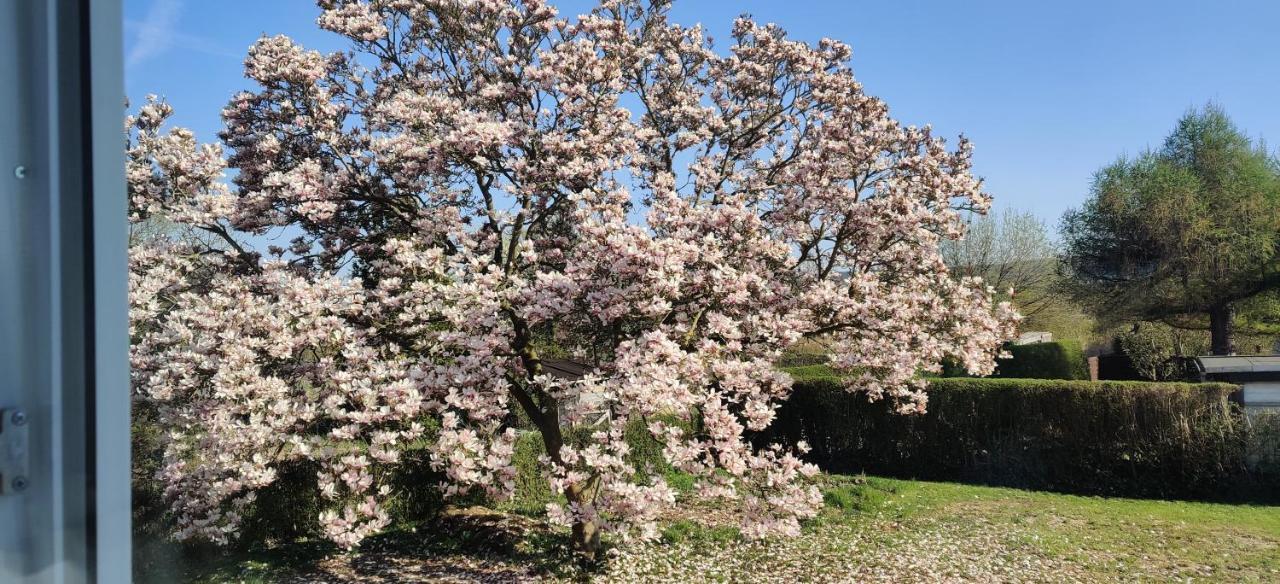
[129,0,1019,555]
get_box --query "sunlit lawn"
[141,475,1280,583]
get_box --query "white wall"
[1242,381,1280,407]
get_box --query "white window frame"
[2,0,128,582]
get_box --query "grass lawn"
[142,475,1280,583]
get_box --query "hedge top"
[781,365,1238,394]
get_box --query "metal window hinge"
[0,409,29,494]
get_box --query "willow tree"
[1060,104,1280,355]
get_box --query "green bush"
[238,424,456,544]
[782,363,840,382]
[501,414,699,516]
[507,430,558,515]
[759,375,1277,500]
[776,351,830,368]
[993,340,1088,380]
[132,419,455,557]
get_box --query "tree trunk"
[507,316,601,558]
[566,485,600,560]
[1209,302,1235,355]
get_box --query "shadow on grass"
[135,506,605,584]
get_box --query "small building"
[1195,356,1280,470]
[1194,355,1280,410]
[540,358,610,425]
[540,358,592,381]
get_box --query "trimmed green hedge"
[776,351,830,368]
[993,340,1088,380]
[759,375,1277,500]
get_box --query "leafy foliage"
[1113,323,1208,381]
[1060,103,1280,354]
[993,341,1088,380]
[760,373,1277,500]
[943,209,1071,331]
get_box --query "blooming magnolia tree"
[129,0,1018,556]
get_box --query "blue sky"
[125,0,1280,227]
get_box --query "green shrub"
[780,363,839,382]
[383,440,453,524]
[507,430,558,515]
[776,351,830,367]
[132,418,454,555]
[502,414,698,516]
[939,356,972,378]
[758,376,1277,501]
[993,340,1088,380]
[239,423,455,544]
[236,460,328,544]
[131,403,168,542]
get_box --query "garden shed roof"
[1194,355,1280,374]
[540,358,591,380]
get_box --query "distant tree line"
[948,104,1280,362]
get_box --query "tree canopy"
[128,0,1016,556]
[942,208,1064,330]
[1060,104,1280,355]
